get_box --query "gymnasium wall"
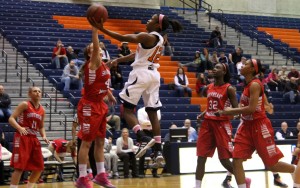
[30,0,161,9]
[204,0,300,17]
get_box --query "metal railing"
[218,9,224,30]
[235,21,242,46]
[16,63,23,97]
[266,39,275,65]
[58,110,67,140]
[23,58,29,82]
[44,92,53,131]
[51,78,59,112]
[2,50,8,82]
[27,77,35,87]
[179,0,200,22]
[249,25,259,55]
[201,1,212,29]
[13,39,18,68]
[0,29,4,51]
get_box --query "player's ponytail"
[158,14,183,33]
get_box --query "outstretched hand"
[87,17,104,31]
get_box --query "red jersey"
[82,60,110,102]
[52,47,66,59]
[204,83,231,121]
[18,101,45,136]
[51,138,68,153]
[240,79,266,121]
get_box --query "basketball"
[86,4,108,23]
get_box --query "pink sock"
[132,125,141,134]
[154,136,161,143]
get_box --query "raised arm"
[90,27,102,70]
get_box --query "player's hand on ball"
[87,17,104,31]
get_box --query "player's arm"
[227,86,239,108]
[8,101,28,135]
[219,82,261,116]
[53,150,63,163]
[39,113,49,144]
[111,53,135,66]
[90,27,101,70]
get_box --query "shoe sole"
[135,139,155,158]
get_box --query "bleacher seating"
[211,13,300,63]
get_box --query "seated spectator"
[0,128,9,151]
[0,85,12,122]
[118,42,133,65]
[228,47,243,74]
[137,107,161,178]
[275,121,294,140]
[200,48,212,72]
[287,67,300,82]
[265,68,282,91]
[61,60,83,91]
[174,67,192,97]
[66,46,84,68]
[52,39,69,69]
[162,33,173,56]
[104,137,119,179]
[293,121,300,136]
[206,70,215,84]
[104,96,121,131]
[209,51,219,67]
[162,124,177,174]
[209,26,223,48]
[189,124,200,142]
[110,65,124,90]
[182,119,196,142]
[236,57,246,84]
[0,142,12,185]
[196,73,207,97]
[283,79,299,104]
[100,42,110,62]
[218,52,229,64]
[116,128,137,178]
[180,51,201,68]
[278,65,289,83]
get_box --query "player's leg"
[10,169,23,186]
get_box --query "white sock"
[87,168,92,174]
[195,180,201,188]
[10,185,18,188]
[96,162,105,174]
[294,183,300,188]
[79,164,87,177]
[27,182,35,188]
[238,184,246,188]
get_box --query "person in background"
[293,121,300,136]
[236,57,246,84]
[110,64,124,90]
[52,39,69,69]
[100,42,110,62]
[0,85,12,122]
[196,73,207,97]
[66,46,84,68]
[182,119,196,142]
[174,67,192,97]
[229,47,243,74]
[218,52,229,64]
[162,33,173,56]
[209,26,223,48]
[118,42,132,65]
[137,107,162,178]
[116,128,137,178]
[61,60,83,91]
[275,121,294,140]
[162,124,177,174]
[180,51,201,68]
[210,51,219,67]
[104,96,121,132]
[104,137,119,179]
[189,124,200,142]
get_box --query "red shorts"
[77,98,108,142]
[233,118,284,167]
[10,133,44,171]
[197,119,233,159]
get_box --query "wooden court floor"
[0,172,294,188]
